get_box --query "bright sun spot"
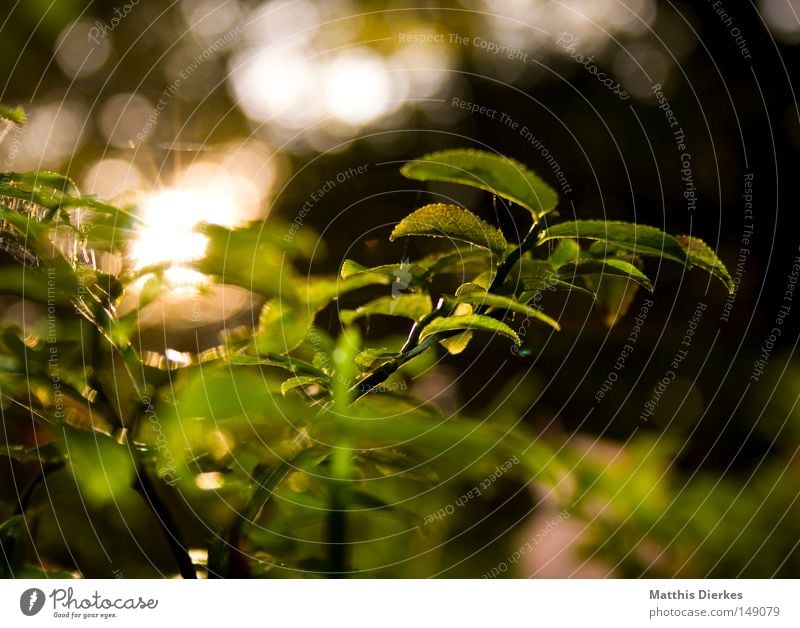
[324,50,393,125]
[129,188,216,269]
[128,157,270,282]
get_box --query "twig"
[487,222,542,295]
[133,464,196,579]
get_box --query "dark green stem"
[487,222,542,295]
[326,489,347,578]
[398,298,449,354]
[133,464,197,579]
[15,461,65,516]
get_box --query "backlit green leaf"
[59,427,134,507]
[419,247,491,277]
[582,252,645,326]
[542,220,688,263]
[255,300,312,354]
[548,238,581,268]
[281,376,328,396]
[390,203,508,255]
[451,288,561,331]
[303,273,391,310]
[0,104,26,125]
[502,259,560,294]
[401,149,558,219]
[197,224,298,298]
[340,294,432,325]
[340,259,428,289]
[676,235,734,292]
[419,314,521,345]
[558,258,653,291]
[439,331,473,354]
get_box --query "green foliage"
[541,220,732,291]
[567,437,800,577]
[0,105,26,125]
[0,134,734,577]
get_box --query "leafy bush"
[0,106,732,577]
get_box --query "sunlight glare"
[324,50,392,125]
[129,189,216,269]
[129,158,268,274]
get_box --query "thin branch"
[133,464,196,579]
[486,222,542,295]
[326,491,347,577]
[398,298,449,354]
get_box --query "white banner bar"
[1,579,797,627]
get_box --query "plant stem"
[15,462,65,516]
[133,464,196,579]
[487,222,542,295]
[398,298,449,354]
[326,491,347,577]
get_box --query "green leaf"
[355,348,397,371]
[502,259,560,294]
[401,149,558,220]
[0,443,62,464]
[451,288,561,331]
[254,300,312,354]
[1,171,79,195]
[676,235,734,292]
[0,104,26,125]
[59,427,134,507]
[340,294,432,325]
[339,259,370,278]
[548,238,582,268]
[439,331,473,354]
[196,224,299,298]
[220,351,326,378]
[419,247,492,276]
[519,281,596,303]
[315,404,568,492]
[281,376,328,396]
[558,258,653,291]
[340,259,428,289]
[303,273,391,311]
[419,314,521,345]
[1,171,118,218]
[0,201,49,241]
[582,253,645,326]
[390,203,508,255]
[542,220,688,264]
[220,352,327,382]
[261,219,321,259]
